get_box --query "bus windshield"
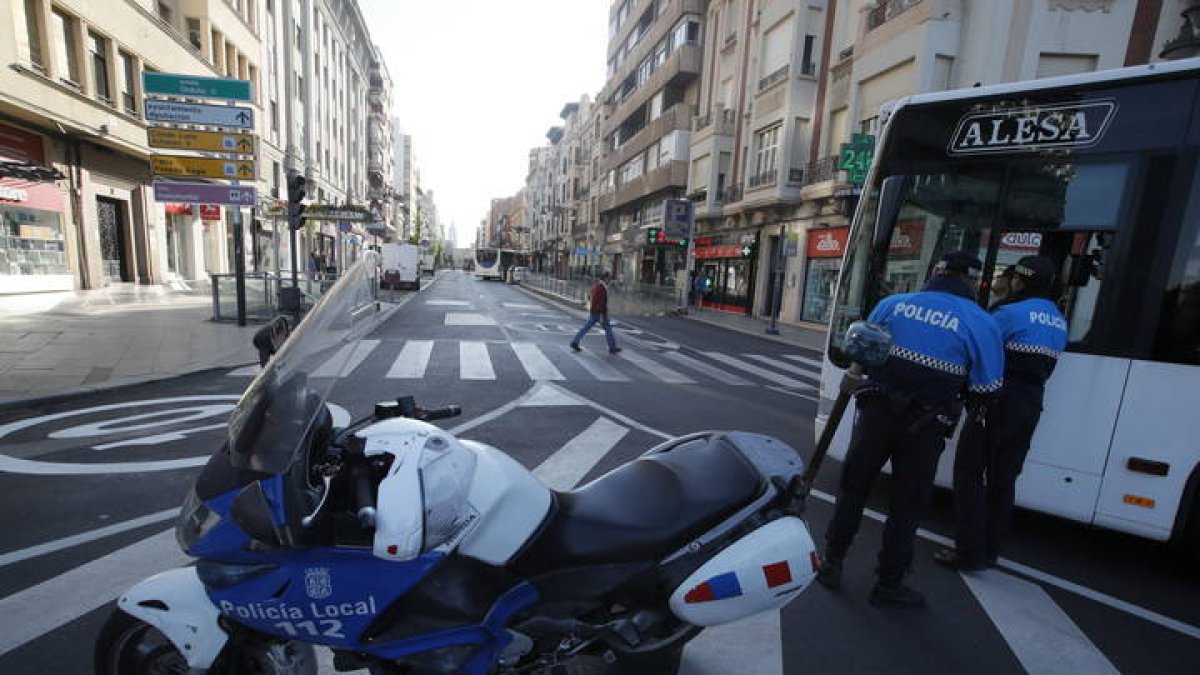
[477,249,499,266]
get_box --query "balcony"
[747,169,778,189]
[758,64,789,92]
[865,0,924,33]
[790,156,841,187]
[607,0,705,81]
[604,44,703,137]
[722,183,743,205]
[601,102,694,174]
[598,160,689,213]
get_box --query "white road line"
[620,349,696,384]
[0,508,179,568]
[680,610,782,675]
[386,340,435,379]
[445,312,497,326]
[227,364,261,377]
[565,348,631,382]
[663,351,752,385]
[511,343,564,381]
[503,303,544,309]
[312,339,380,378]
[807,488,1200,641]
[783,354,825,369]
[459,342,495,380]
[962,569,1121,675]
[703,352,816,390]
[425,300,471,306]
[0,529,187,657]
[743,354,821,381]
[532,418,629,491]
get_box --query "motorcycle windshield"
[226,252,380,474]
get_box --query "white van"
[380,243,420,290]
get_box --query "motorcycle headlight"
[176,489,221,551]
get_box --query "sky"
[359,0,612,248]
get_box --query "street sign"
[299,205,370,221]
[663,198,694,239]
[144,99,254,129]
[152,155,256,180]
[148,128,255,154]
[199,205,222,221]
[152,182,257,206]
[839,133,875,186]
[142,72,252,101]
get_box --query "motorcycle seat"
[511,434,762,577]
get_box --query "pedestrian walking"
[935,255,1068,571]
[817,250,1004,607]
[691,272,708,311]
[571,272,621,354]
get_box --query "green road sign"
[143,72,252,101]
[839,133,876,186]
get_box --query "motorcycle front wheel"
[95,608,317,675]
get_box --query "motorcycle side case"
[668,516,817,627]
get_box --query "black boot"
[933,547,988,572]
[870,580,926,608]
[816,555,843,590]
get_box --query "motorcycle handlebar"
[349,460,377,528]
[418,405,462,421]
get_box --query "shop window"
[1,205,69,277]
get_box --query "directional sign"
[142,72,252,101]
[152,182,257,206]
[144,99,254,129]
[152,155,256,180]
[148,128,255,154]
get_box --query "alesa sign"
[948,101,1116,155]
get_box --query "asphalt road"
[0,269,1196,674]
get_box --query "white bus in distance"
[817,58,1200,556]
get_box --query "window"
[88,32,109,102]
[753,125,781,178]
[52,9,80,84]
[270,100,278,132]
[24,0,44,71]
[186,17,202,49]
[118,51,136,113]
[801,35,816,75]
[157,1,172,24]
[266,0,274,14]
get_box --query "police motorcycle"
[95,253,886,675]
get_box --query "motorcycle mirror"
[843,321,892,368]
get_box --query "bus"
[475,247,526,281]
[818,58,1200,553]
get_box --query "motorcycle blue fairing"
[184,475,539,675]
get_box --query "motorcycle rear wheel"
[95,608,317,675]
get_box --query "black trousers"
[952,385,1044,565]
[824,396,948,586]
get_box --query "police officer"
[818,251,1004,607]
[935,255,1068,570]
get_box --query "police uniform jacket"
[863,276,1005,408]
[992,297,1068,393]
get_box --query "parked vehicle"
[380,243,420,290]
[95,254,824,675]
[421,254,435,276]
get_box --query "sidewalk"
[0,284,261,406]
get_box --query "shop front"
[0,123,71,293]
[694,234,758,314]
[799,226,849,324]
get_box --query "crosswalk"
[229,339,825,393]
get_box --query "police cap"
[935,250,983,278]
[1013,255,1056,289]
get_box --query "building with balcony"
[1,0,264,293]
[597,0,706,286]
[366,51,393,238]
[686,0,830,317]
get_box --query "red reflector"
[763,561,793,588]
[387,545,398,555]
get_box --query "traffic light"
[645,227,661,245]
[287,173,307,230]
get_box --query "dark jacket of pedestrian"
[589,279,609,315]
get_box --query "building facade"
[686,0,1195,323]
[596,0,706,288]
[2,0,265,293]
